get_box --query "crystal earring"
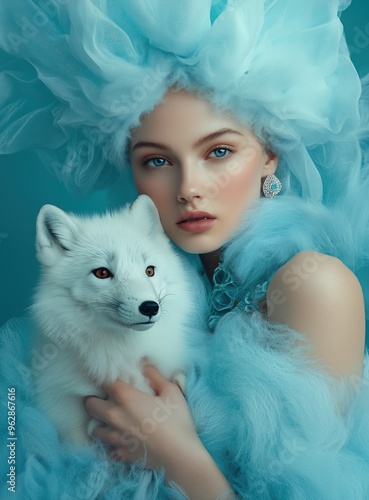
[262,174,282,198]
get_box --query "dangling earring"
[262,174,282,198]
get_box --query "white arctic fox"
[31,195,192,444]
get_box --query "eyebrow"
[193,128,244,148]
[130,127,244,153]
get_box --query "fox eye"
[146,266,155,277]
[92,268,113,279]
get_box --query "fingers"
[142,364,169,394]
[85,395,105,419]
[89,365,172,401]
[85,368,178,434]
[92,424,122,447]
[101,378,135,398]
[85,395,123,429]
[110,449,125,462]
[92,425,144,463]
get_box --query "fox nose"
[139,301,159,317]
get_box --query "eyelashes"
[140,145,236,168]
[208,146,235,158]
[142,156,171,168]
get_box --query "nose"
[139,301,159,317]
[177,159,205,203]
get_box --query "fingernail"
[110,450,123,461]
[140,356,150,367]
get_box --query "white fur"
[31,195,192,443]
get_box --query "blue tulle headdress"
[0,0,365,200]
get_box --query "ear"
[261,150,279,176]
[36,204,78,266]
[130,195,165,236]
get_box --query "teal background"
[1,1,369,326]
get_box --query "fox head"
[34,195,186,337]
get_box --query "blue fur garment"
[1,196,369,499]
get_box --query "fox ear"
[130,195,165,235]
[36,204,78,266]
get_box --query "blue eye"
[144,157,168,168]
[210,147,231,158]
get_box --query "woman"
[0,1,369,498]
[84,87,366,499]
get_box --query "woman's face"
[130,90,278,254]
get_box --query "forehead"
[77,218,162,260]
[130,90,247,143]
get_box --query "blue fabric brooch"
[208,261,269,331]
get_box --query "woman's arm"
[266,251,365,379]
[85,365,234,500]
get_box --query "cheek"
[132,171,164,199]
[132,172,173,221]
[223,160,263,202]
[132,169,148,195]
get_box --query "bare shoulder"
[266,251,365,377]
[268,250,362,304]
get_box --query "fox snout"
[139,301,159,318]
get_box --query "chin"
[174,238,224,255]
[129,322,156,331]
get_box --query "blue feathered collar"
[221,196,364,299]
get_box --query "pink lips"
[176,211,216,233]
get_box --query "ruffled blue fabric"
[0,0,365,199]
[1,196,369,499]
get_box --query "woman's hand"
[85,365,234,499]
[84,365,202,469]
